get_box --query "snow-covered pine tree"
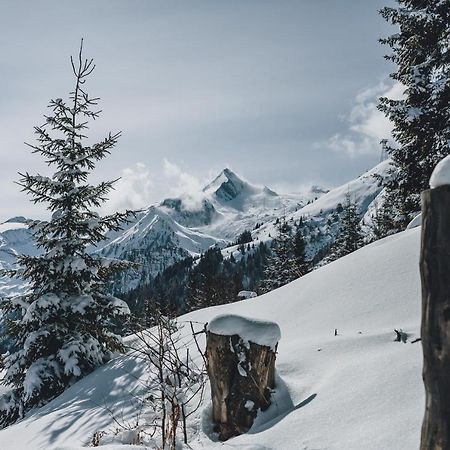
[378,0,450,229]
[258,219,300,294]
[0,41,134,426]
[328,194,363,261]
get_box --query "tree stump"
[420,186,450,449]
[205,314,280,441]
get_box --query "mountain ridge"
[0,162,390,296]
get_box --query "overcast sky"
[0,0,397,220]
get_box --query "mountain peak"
[4,216,28,224]
[222,167,237,178]
[203,168,249,201]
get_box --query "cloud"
[104,162,154,214]
[326,134,375,158]
[162,159,205,210]
[323,80,404,158]
[102,159,209,214]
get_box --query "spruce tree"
[293,227,309,275]
[0,42,134,426]
[370,195,397,240]
[186,247,225,310]
[258,219,300,294]
[378,1,450,228]
[329,194,363,261]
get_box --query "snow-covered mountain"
[0,223,423,449]
[0,217,34,268]
[0,162,390,295]
[252,160,390,241]
[0,218,36,297]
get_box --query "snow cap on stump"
[207,314,281,349]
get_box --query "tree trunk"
[420,185,450,449]
[206,324,278,441]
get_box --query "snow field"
[0,227,423,449]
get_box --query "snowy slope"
[247,161,391,262]
[99,207,226,257]
[296,160,391,218]
[254,160,390,239]
[0,226,424,450]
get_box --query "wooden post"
[205,315,279,441]
[420,185,450,449]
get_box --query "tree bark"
[206,330,278,441]
[420,185,450,449]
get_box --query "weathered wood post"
[420,181,450,449]
[205,314,280,441]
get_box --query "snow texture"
[207,314,281,350]
[430,154,450,188]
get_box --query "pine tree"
[369,195,398,240]
[293,228,309,275]
[186,247,225,310]
[329,194,363,261]
[258,219,300,294]
[236,230,252,245]
[186,270,206,310]
[378,1,450,228]
[0,41,134,426]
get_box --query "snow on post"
[206,314,280,440]
[420,156,450,449]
